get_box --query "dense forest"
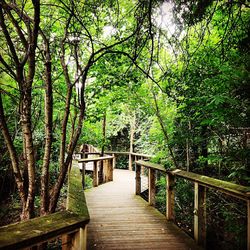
[0,0,249,248]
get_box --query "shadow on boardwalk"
[85,169,201,250]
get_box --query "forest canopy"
[0,0,249,224]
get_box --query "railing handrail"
[135,160,250,201]
[136,160,166,172]
[0,211,88,250]
[105,151,130,155]
[78,155,114,163]
[135,159,250,249]
[131,152,152,158]
[170,169,250,201]
[0,160,90,250]
[104,151,152,158]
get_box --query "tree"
[0,0,159,219]
[0,0,40,219]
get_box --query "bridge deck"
[85,169,201,250]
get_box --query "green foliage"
[155,175,166,214]
[0,2,248,246]
[207,190,247,249]
[116,156,129,169]
[174,179,194,235]
[84,174,93,190]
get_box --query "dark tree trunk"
[40,35,53,216]
[201,125,208,170]
[99,112,106,183]
[0,93,26,206]
[0,0,40,220]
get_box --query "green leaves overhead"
[0,0,249,208]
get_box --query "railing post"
[81,152,86,189]
[129,152,133,171]
[194,182,207,248]
[112,153,116,169]
[148,168,156,206]
[99,160,104,184]
[93,161,98,187]
[166,173,175,220]
[247,200,250,250]
[71,226,87,250]
[135,163,141,195]
[62,234,71,250]
[109,158,113,181]
[103,160,108,183]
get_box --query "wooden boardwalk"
[85,169,201,250]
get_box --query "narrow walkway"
[85,169,200,250]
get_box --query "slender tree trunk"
[201,125,208,170]
[0,93,26,207]
[101,112,106,155]
[186,121,191,172]
[49,85,72,213]
[40,38,53,216]
[49,103,86,212]
[129,111,135,171]
[19,0,40,219]
[58,36,73,169]
[100,112,106,183]
[59,86,73,168]
[20,87,36,219]
[68,96,77,149]
[0,0,40,220]
[152,91,178,168]
[49,71,87,213]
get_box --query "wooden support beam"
[93,161,98,187]
[194,182,207,248]
[166,174,175,221]
[78,155,114,163]
[248,200,250,250]
[134,155,137,163]
[135,164,141,195]
[81,163,85,190]
[112,153,116,169]
[62,234,71,250]
[129,153,133,171]
[149,168,156,206]
[80,152,86,189]
[98,160,104,184]
[108,159,113,182]
[103,160,108,183]
[71,226,87,250]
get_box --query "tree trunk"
[0,93,26,207]
[152,91,178,168]
[201,125,208,170]
[186,121,191,172]
[49,110,85,212]
[40,37,53,216]
[49,71,87,213]
[129,111,135,171]
[20,87,36,220]
[0,0,40,220]
[58,36,73,168]
[99,112,106,183]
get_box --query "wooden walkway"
[85,169,201,250]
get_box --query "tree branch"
[0,4,20,66]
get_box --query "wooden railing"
[0,162,90,250]
[135,160,250,249]
[76,145,115,188]
[104,151,152,171]
[78,155,114,187]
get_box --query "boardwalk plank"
[85,169,201,250]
